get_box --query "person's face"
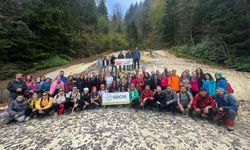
[56,75,61,81]
[41,76,45,80]
[131,86,135,90]
[205,74,210,80]
[166,86,172,92]
[200,91,207,97]
[157,87,162,93]
[192,72,197,77]
[172,70,176,75]
[182,72,187,77]
[69,76,73,80]
[73,87,78,92]
[215,75,219,79]
[180,87,186,93]
[43,93,49,98]
[145,86,150,90]
[60,71,64,76]
[17,96,24,102]
[84,90,88,94]
[197,68,201,73]
[27,76,32,81]
[32,93,38,99]
[59,90,64,95]
[92,88,97,92]
[216,89,223,96]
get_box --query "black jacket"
[7,79,27,99]
[110,56,116,65]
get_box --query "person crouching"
[140,85,154,110]
[214,88,238,131]
[53,89,66,115]
[191,88,216,120]
[1,95,27,125]
[35,92,53,117]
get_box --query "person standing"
[168,70,180,92]
[102,56,109,74]
[118,51,125,72]
[125,50,132,71]
[132,47,141,70]
[7,73,27,105]
[59,70,67,84]
[110,54,117,73]
[97,57,103,73]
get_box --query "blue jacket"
[41,81,51,93]
[202,80,216,96]
[216,78,227,92]
[61,75,67,83]
[214,94,238,111]
[133,50,141,60]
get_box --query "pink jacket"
[191,77,199,92]
[49,80,64,95]
[161,77,168,87]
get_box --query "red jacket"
[140,89,154,104]
[192,94,216,110]
[136,78,144,91]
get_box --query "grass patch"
[33,56,69,70]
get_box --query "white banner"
[115,59,133,66]
[102,92,130,106]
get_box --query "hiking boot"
[4,120,14,125]
[227,126,234,131]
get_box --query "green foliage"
[33,56,69,70]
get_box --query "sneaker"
[227,126,234,131]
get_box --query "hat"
[84,88,89,91]
[216,87,225,92]
[215,72,223,78]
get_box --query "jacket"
[7,79,27,99]
[214,94,238,111]
[49,80,65,95]
[7,99,27,116]
[36,97,53,110]
[41,81,51,93]
[168,75,180,92]
[133,50,141,59]
[129,89,140,101]
[216,78,227,92]
[192,94,216,110]
[110,56,116,65]
[102,59,109,66]
[28,98,40,109]
[140,89,154,104]
[202,80,216,96]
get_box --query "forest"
[0,0,249,80]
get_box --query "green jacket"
[129,89,140,101]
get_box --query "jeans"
[133,59,140,70]
[0,111,25,122]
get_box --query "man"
[97,57,103,73]
[118,51,125,71]
[214,88,238,131]
[168,70,180,92]
[129,84,140,111]
[140,85,154,110]
[177,86,193,114]
[53,89,66,115]
[65,86,81,111]
[90,86,101,108]
[110,54,117,73]
[132,47,141,70]
[125,50,132,71]
[165,85,178,113]
[191,88,216,120]
[59,70,67,84]
[1,95,27,124]
[154,86,166,111]
[102,56,109,74]
[106,73,114,89]
[41,77,51,93]
[7,73,27,105]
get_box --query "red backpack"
[227,82,234,94]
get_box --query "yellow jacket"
[36,97,53,110]
[28,98,40,109]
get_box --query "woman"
[53,89,66,115]
[130,73,138,85]
[49,75,65,96]
[35,92,53,117]
[196,68,205,89]
[136,74,144,94]
[79,88,91,110]
[120,79,128,92]
[25,92,40,119]
[25,75,33,87]
[26,79,41,98]
[215,72,227,92]
[202,73,216,96]
[160,73,168,90]
[190,71,199,96]
[180,71,191,91]
[90,86,101,108]
[65,75,75,93]
[108,81,119,93]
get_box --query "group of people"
[0,53,239,131]
[97,47,141,73]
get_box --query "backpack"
[223,94,239,109]
[227,82,234,94]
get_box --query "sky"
[107,0,144,17]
